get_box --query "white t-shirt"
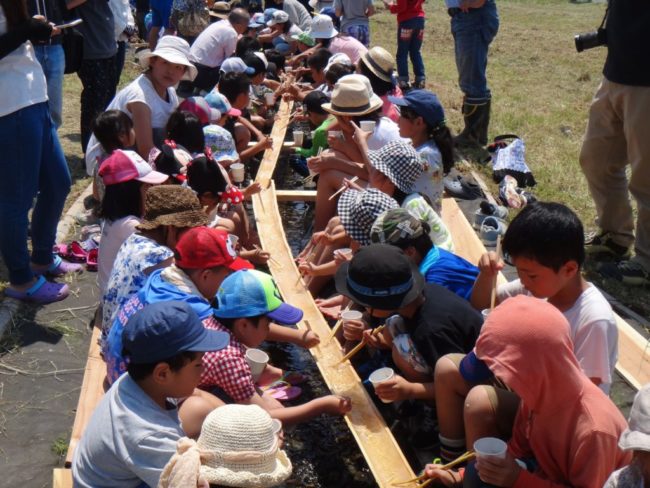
[367,116,403,150]
[72,374,184,488]
[412,141,444,214]
[498,280,618,394]
[97,215,141,294]
[0,8,48,117]
[190,19,238,68]
[85,74,179,174]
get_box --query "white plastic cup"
[335,248,353,260]
[265,92,275,106]
[228,234,239,249]
[360,120,376,133]
[473,437,507,460]
[230,163,245,183]
[341,309,363,324]
[368,367,395,403]
[481,309,490,320]
[293,130,304,146]
[245,348,269,381]
[328,130,343,141]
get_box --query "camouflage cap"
[370,208,426,245]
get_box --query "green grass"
[50,434,69,459]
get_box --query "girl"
[389,89,455,213]
[358,46,402,123]
[85,35,197,175]
[383,0,425,90]
[97,150,168,295]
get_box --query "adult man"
[189,8,250,92]
[579,2,650,286]
[447,0,499,147]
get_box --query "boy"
[72,301,230,487]
[293,90,334,158]
[434,202,618,464]
[370,208,478,300]
[425,296,631,488]
[204,268,352,423]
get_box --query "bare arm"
[266,323,319,348]
[470,251,503,311]
[127,101,155,159]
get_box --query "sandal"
[262,381,302,401]
[4,275,69,304]
[34,254,84,277]
[86,249,98,272]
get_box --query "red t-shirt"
[389,0,425,24]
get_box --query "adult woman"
[0,0,78,303]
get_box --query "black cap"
[334,244,424,311]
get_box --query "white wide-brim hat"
[619,383,650,451]
[308,13,338,39]
[322,76,383,117]
[138,36,198,81]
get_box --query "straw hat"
[198,404,292,487]
[136,185,209,230]
[360,46,394,83]
[322,77,383,117]
[210,1,232,19]
[138,36,198,81]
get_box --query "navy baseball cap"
[388,89,446,129]
[459,350,493,383]
[122,301,230,364]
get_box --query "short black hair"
[325,62,354,86]
[217,315,265,330]
[264,49,285,71]
[126,350,200,381]
[99,178,143,221]
[218,72,251,105]
[358,59,394,97]
[92,110,133,152]
[307,48,332,71]
[243,53,266,77]
[187,155,228,196]
[166,111,205,153]
[303,90,330,114]
[502,201,585,271]
[236,36,261,58]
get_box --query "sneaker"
[598,259,650,286]
[480,216,507,246]
[585,232,631,261]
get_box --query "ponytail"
[429,123,455,175]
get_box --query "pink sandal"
[4,276,69,304]
[86,249,98,272]
[262,381,302,401]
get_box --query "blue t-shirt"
[419,246,479,300]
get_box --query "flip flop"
[4,275,69,304]
[86,249,98,272]
[264,381,302,401]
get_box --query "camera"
[575,27,607,52]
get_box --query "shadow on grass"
[0,305,64,353]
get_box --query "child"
[204,268,352,424]
[72,301,230,488]
[97,150,168,295]
[101,185,208,333]
[307,14,367,64]
[370,208,478,300]
[293,90,334,158]
[358,46,402,122]
[605,383,650,488]
[388,89,455,212]
[424,296,631,488]
[382,0,425,90]
[186,156,236,232]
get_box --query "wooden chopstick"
[328,176,359,201]
[337,325,385,364]
[253,245,281,267]
[393,451,476,487]
[328,302,353,341]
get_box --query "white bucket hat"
[308,14,338,39]
[619,383,650,451]
[322,76,383,116]
[138,36,198,81]
[267,10,289,26]
[198,404,292,487]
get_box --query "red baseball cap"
[175,227,253,271]
[99,149,169,186]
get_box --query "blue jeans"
[396,16,426,83]
[0,102,71,285]
[33,44,65,128]
[451,0,499,103]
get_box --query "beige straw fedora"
[360,46,394,83]
[322,77,383,117]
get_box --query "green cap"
[291,32,316,47]
[370,208,426,245]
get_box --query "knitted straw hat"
[360,46,394,83]
[136,185,209,230]
[198,404,292,487]
[322,76,383,117]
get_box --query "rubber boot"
[475,98,491,146]
[454,99,490,147]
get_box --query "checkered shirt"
[200,317,256,402]
[338,188,399,245]
[368,140,424,193]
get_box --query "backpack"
[487,134,536,188]
[174,0,210,37]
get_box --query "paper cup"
[245,348,269,381]
[473,437,507,460]
[341,309,362,324]
[293,130,304,146]
[360,120,376,133]
[368,367,395,403]
[328,130,343,141]
[230,163,245,183]
[335,248,353,260]
[265,92,275,106]
[228,234,239,249]
[481,309,490,320]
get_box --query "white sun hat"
[308,14,338,39]
[138,36,198,81]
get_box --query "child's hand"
[258,136,273,150]
[373,375,413,403]
[298,260,317,276]
[327,133,345,151]
[342,317,367,341]
[318,395,352,415]
[301,330,321,348]
[306,155,323,173]
[350,121,371,148]
[243,181,262,197]
[477,251,504,276]
[423,464,460,487]
[362,327,390,349]
[475,453,521,487]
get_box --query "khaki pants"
[579,78,650,269]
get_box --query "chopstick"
[328,302,352,341]
[295,242,321,286]
[337,325,385,364]
[392,451,476,486]
[490,236,501,310]
[253,244,281,267]
[328,176,359,201]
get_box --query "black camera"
[575,28,607,52]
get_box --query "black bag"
[61,26,83,74]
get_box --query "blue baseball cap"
[122,301,230,364]
[388,89,446,129]
[213,269,303,325]
[459,350,494,383]
[263,8,278,24]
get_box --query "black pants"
[78,55,117,153]
[193,63,221,93]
